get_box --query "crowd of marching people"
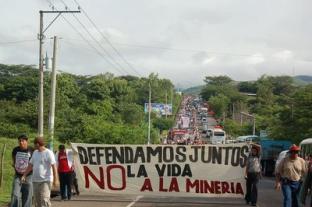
[10,135,79,207]
[9,133,312,207]
[244,143,312,207]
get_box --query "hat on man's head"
[18,134,28,140]
[289,144,300,152]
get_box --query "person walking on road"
[299,154,312,206]
[22,137,57,207]
[245,145,261,206]
[56,144,74,200]
[10,134,33,207]
[275,144,307,207]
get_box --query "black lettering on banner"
[125,147,134,163]
[240,145,249,167]
[176,146,187,162]
[201,146,211,163]
[182,164,192,177]
[77,146,88,164]
[155,164,166,176]
[95,147,105,165]
[171,164,181,176]
[146,146,162,163]
[223,147,232,165]
[163,146,174,163]
[231,147,240,166]
[137,165,148,177]
[112,147,123,164]
[87,147,97,165]
[134,147,146,163]
[212,146,222,164]
[189,146,200,162]
[127,165,135,177]
[104,147,113,164]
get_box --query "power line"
[45,0,128,75]
[72,0,142,76]
[0,39,37,45]
[58,0,134,76]
[58,37,267,58]
[114,43,266,58]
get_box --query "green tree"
[208,94,230,118]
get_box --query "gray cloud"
[1,0,312,88]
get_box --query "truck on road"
[210,126,226,144]
[259,140,292,176]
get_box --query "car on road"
[235,135,259,143]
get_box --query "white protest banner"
[71,143,249,197]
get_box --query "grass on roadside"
[0,138,16,207]
[0,136,62,207]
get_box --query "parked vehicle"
[260,140,292,176]
[236,135,260,143]
[299,138,312,158]
[210,127,226,144]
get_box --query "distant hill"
[183,76,312,95]
[182,85,205,95]
[293,75,312,86]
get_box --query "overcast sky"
[1,0,312,88]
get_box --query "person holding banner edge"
[55,144,74,201]
[10,134,33,207]
[245,145,261,206]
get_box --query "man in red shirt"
[56,145,73,200]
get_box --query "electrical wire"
[72,0,142,76]
[56,37,266,58]
[58,0,134,76]
[0,39,37,45]
[45,0,128,75]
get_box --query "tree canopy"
[0,64,181,144]
[201,74,312,144]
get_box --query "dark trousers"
[59,172,72,200]
[245,172,259,204]
[71,171,79,195]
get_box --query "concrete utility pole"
[240,112,256,135]
[37,10,80,137]
[48,36,58,151]
[148,82,152,145]
[165,91,168,119]
[232,103,235,120]
[38,11,44,137]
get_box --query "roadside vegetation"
[0,63,181,205]
[200,75,312,143]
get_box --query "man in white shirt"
[22,137,57,207]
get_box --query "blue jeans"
[10,175,33,207]
[281,180,301,207]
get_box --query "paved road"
[51,177,283,207]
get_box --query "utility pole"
[148,82,152,145]
[165,91,168,119]
[38,11,44,137]
[48,36,58,151]
[171,87,173,106]
[232,103,235,120]
[240,112,256,135]
[37,10,80,138]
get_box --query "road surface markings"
[126,195,144,207]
